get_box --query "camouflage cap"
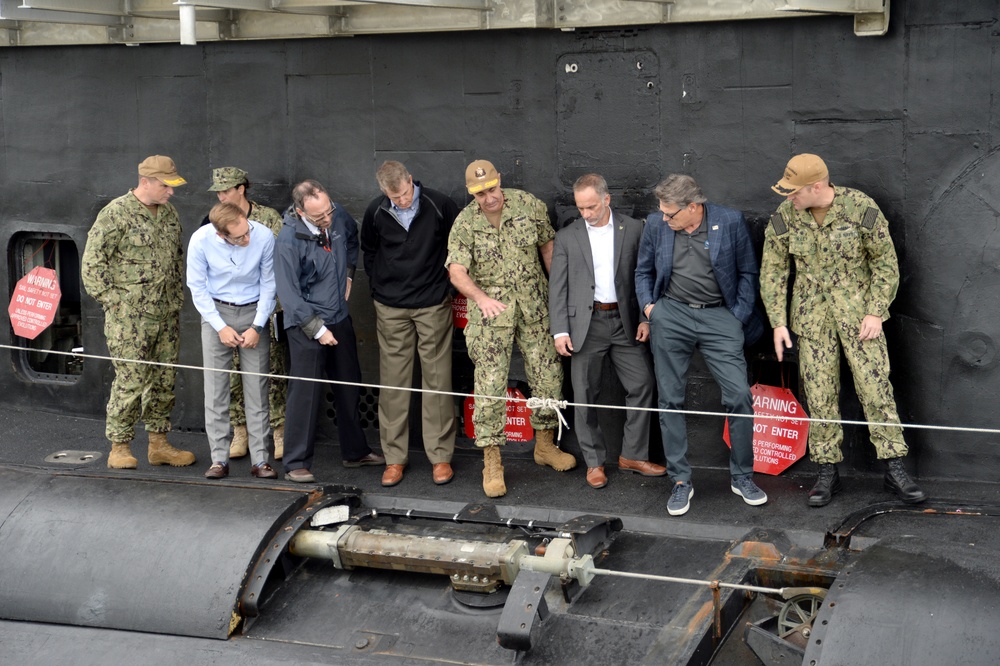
[772,154,828,196]
[208,166,249,192]
[138,155,186,187]
[465,159,500,194]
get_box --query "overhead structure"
[0,0,890,47]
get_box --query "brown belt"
[593,302,619,311]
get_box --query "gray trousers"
[201,303,270,466]
[649,297,754,482]
[570,308,654,468]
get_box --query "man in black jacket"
[361,161,459,488]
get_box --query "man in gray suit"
[549,174,666,489]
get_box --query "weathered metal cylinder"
[290,528,528,592]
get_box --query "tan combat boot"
[148,431,196,467]
[482,445,507,498]
[108,442,138,469]
[229,424,249,458]
[273,424,284,460]
[533,429,577,471]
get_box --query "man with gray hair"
[635,174,766,516]
[274,179,384,482]
[361,161,459,488]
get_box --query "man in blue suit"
[635,174,766,516]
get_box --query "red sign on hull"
[463,387,535,442]
[724,383,809,475]
[8,267,61,340]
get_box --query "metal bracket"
[496,569,551,652]
[777,0,890,37]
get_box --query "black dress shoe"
[808,464,841,507]
[342,451,386,468]
[884,458,927,504]
[251,462,278,479]
[204,462,229,479]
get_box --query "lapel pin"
[712,225,719,230]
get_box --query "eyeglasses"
[661,206,685,222]
[303,206,335,225]
[225,226,251,244]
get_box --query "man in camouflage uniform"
[82,155,197,469]
[205,167,288,460]
[761,153,926,506]
[447,159,576,498]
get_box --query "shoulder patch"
[861,207,878,230]
[769,213,788,236]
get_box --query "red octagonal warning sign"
[8,267,61,340]
[463,387,535,442]
[724,383,809,475]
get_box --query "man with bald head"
[762,153,926,507]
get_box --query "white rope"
[525,397,570,440]
[7,343,1000,436]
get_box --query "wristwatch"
[252,324,263,334]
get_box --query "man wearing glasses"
[635,174,766,516]
[204,167,289,463]
[274,179,385,482]
[82,155,198,470]
[187,202,277,480]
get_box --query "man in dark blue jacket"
[274,179,384,482]
[635,174,766,516]
[361,161,459,488]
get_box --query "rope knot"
[525,397,570,440]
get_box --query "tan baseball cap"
[465,159,500,194]
[772,154,827,196]
[138,155,186,187]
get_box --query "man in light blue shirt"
[188,201,277,479]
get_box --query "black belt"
[213,298,258,308]
[593,302,619,311]
[669,297,722,309]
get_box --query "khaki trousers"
[374,298,456,465]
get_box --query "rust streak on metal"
[711,581,722,639]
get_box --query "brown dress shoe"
[618,456,668,477]
[284,468,316,483]
[586,466,608,489]
[343,451,386,468]
[251,462,277,479]
[204,462,229,479]
[432,462,454,485]
[382,464,405,487]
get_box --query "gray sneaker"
[731,475,768,506]
[667,481,694,516]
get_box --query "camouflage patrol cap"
[138,155,186,187]
[772,154,828,196]
[208,166,249,192]
[466,160,500,194]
